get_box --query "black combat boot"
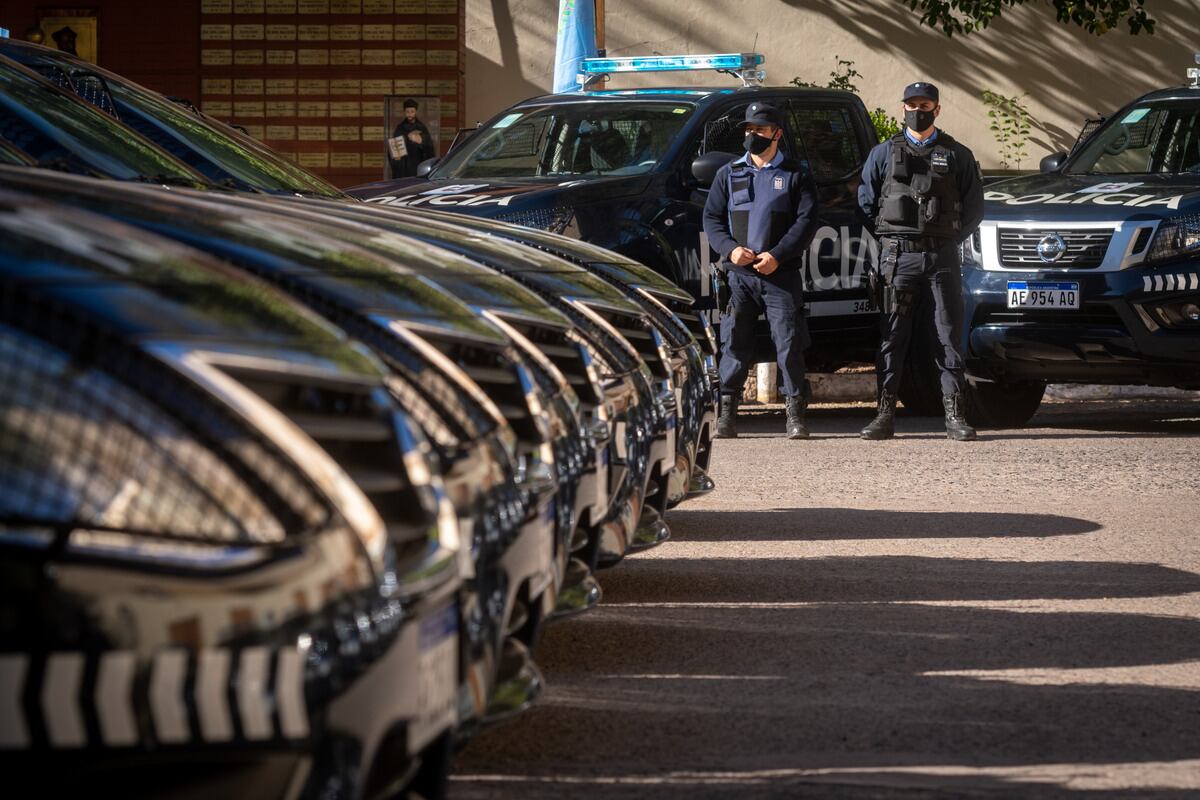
[785,394,809,439]
[943,392,977,441]
[715,393,738,439]
[860,392,896,440]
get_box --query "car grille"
[595,308,671,381]
[973,303,1126,330]
[997,228,1114,269]
[220,364,435,564]
[505,320,602,412]
[665,303,717,358]
[493,206,574,234]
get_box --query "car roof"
[511,86,861,107]
[1130,86,1200,104]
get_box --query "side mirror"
[691,151,738,188]
[1039,151,1067,173]
[416,157,440,178]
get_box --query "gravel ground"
[451,399,1200,799]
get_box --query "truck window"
[1068,102,1200,174]
[700,104,752,156]
[784,101,865,182]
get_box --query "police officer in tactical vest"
[703,103,820,440]
[858,83,984,441]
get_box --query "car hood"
[346,173,654,217]
[985,172,1200,222]
[0,166,509,347]
[0,188,381,377]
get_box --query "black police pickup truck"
[961,68,1200,426]
[348,54,911,395]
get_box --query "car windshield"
[0,58,208,186]
[1067,100,1200,175]
[432,102,695,180]
[100,70,345,197]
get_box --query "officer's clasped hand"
[730,246,756,267]
[751,251,779,275]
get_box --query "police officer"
[703,103,820,440]
[858,82,984,441]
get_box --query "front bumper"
[963,262,1200,387]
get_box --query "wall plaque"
[200,25,232,40]
[426,49,456,67]
[393,24,423,40]
[202,78,233,94]
[364,0,395,12]
[298,79,329,95]
[201,49,233,65]
[265,24,296,39]
[298,152,330,168]
[298,100,329,115]
[298,25,329,40]
[298,49,329,65]
[266,125,297,139]
[233,24,265,40]
[202,100,233,115]
[361,49,392,65]
[234,101,265,117]
[266,0,297,11]
[331,152,362,168]
[393,49,425,66]
[331,24,361,40]
[265,78,297,94]
[266,49,296,64]
[298,125,329,140]
[234,49,265,64]
[201,0,233,13]
[234,0,266,13]
[331,49,360,65]
[331,126,360,140]
[266,100,296,115]
[330,79,361,93]
[426,24,456,40]
[234,78,265,94]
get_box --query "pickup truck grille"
[997,228,1113,269]
[505,320,602,412]
[594,308,671,381]
[973,303,1126,331]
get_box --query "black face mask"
[905,108,936,133]
[743,131,774,156]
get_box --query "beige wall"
[465,0,1199,168]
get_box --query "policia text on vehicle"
[702,103,820,440]
[857,82,985,441]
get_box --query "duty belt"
[885,236,952,253]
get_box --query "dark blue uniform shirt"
[702,151,820,280]
[857,129,985,243]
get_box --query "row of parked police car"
[0,40,720,798]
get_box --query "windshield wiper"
[133,173,212,188]
[35,156,103,179]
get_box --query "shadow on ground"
[665,508,1100,542]
[453,549,1200,797]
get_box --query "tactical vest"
[727,158,803,261]
[874,131,962,240]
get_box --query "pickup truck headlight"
[1146,213,1200,264]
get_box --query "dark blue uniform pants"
[719,269,808,398]
[877,245,966,398]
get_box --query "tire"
[965,381,1046,428]
[896,294,944,415]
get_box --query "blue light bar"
[580,53,764,75]
[0,28,9,39]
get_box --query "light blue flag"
[553,0,597,93]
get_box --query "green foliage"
[902,0,1155,37]
[792,56,901,143]
[870,107,903,141]
[981,89,1034,170]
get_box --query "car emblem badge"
[1037,233,1067,263]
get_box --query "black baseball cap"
[902,82,939,103]
[743,102,783,128]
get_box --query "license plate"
[412,603,458,751]
[1007,281,1081,310]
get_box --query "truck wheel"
[965,381,1046,428]
[896,296,944,416]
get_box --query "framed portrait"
[39,9,98,64]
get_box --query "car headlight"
[961,229,982,267]
[1146,213,1200,264]
[0,325,316,560]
